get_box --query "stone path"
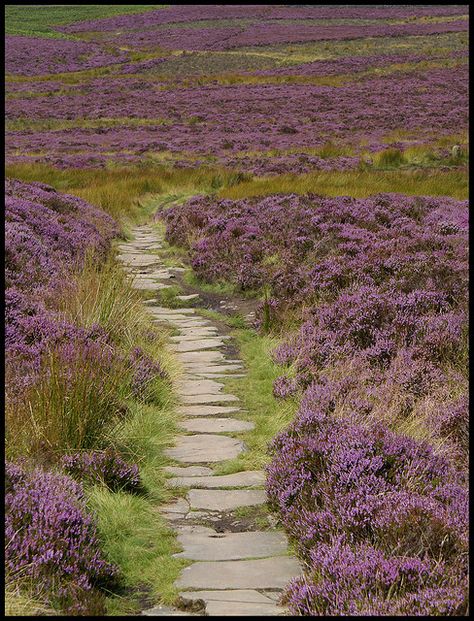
[118,225,299,616]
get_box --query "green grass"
[5,5,167,39]
[6,117,172,132]
[209,326,298,474]
[219,168,468,201]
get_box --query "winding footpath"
[118,225,300,616]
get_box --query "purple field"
[4,4,469,617]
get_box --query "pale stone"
[178,379,225,395]
[187,489,266,511]
[176,294,200,301]
[180,393,239,405]
[165,435,244,463]
[175,557,300,590]
[166,471,264,489]
[179,418,254,433]
[171,339,225,352]
[178,351,226,363]
[177,405,241,417]
[165,466,214,477]
[175,530,287,561]
[161,497,189,515]
[205,600,286,616]
[179,590,276,604]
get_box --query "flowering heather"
[61,450,141,493]
[161,190,469,614]
[5,179,118,395]
[5,461,119,614]
[129,346,169,401]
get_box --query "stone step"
[177,379,225,395]
[166,470,264,489]
[175,527,287,561]
[171,339,226,353]
[176,557,301,590]
[180,393,239,405]
[165,435,245,463]
[187,489,266,511]
[179,417,254,433]
[178,591,286,617]
[177,405,242,417]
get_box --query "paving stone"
[175,557,300,590]
[195,373,246,379]
[175,530,287,561]
[151,307,196,315]
[178,351,226,363]
[181,364,243,374]
[178,379,225,395]
[180,393,239,405]
[167,470,264,489]
[179,418,254,433]
[170,332,219,341]
[165,435,245,463]
[117,253,160,267]
[165,466,214,477]
[204,600,286,616]
[177,405,241,417]
[187,489,266,511]
[179,590,276,604]
[172,339,225,352]
[177,294,200,301]
[142,604,198,616]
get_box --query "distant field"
[4,5,167,38]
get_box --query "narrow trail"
[118,224,300,617]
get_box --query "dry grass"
[219,168,468,200]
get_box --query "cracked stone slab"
[165,435,244,463]
[175,556,300,590]
[187,489,266,511]
[171,339,226,352]
[180,393,239,405]
[175,530,287,561]
[179,418,254,433]
[167,470,264,489]
[205,600,286,616]
[170,332,219,341]
[177,405,241,417]
[178,379,225,395]
[179,590,277,604]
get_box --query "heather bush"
[5,461,119,615]
[61,449,141,493]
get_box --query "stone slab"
[187,489,266,511]
[165,435,244,463]
[165,466,214,477]
[178,351,226,363]
[172,339,225,352]
[205,601,286,616]
[177,405,241,417]
[179,418,254,433]
[167,471,264,489]
[179,590,276,604]
[175,557,300,590]
[178,379,225,395]
[180,393,239,405]
[175,530,287,561]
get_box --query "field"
[4,4,469,617]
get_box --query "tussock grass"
[5,163,248,224]
[212,327,298,474]
[219,168,468,200]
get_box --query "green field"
[5,5,167,38]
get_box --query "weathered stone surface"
[175,530,287,561]
[165,435,244,463]
[187,489,266,511]
[132,280,172,290]
[166,470,264,489]
[178,351,226,363]
[180,393,239,405]
[165,466,214,477]
[179,418,254,433]
[150,307,196,315]
[181,364,243,374]
[179,590,277,604]
[142,604,198,616]
[175,557,300,590]
[178,379,225,395]
[176,294,200,301]
[170,332,219,341]
[205,600,286,616]
[177,405,241,417]
[172,339,225,352]
[117,253,160,267]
